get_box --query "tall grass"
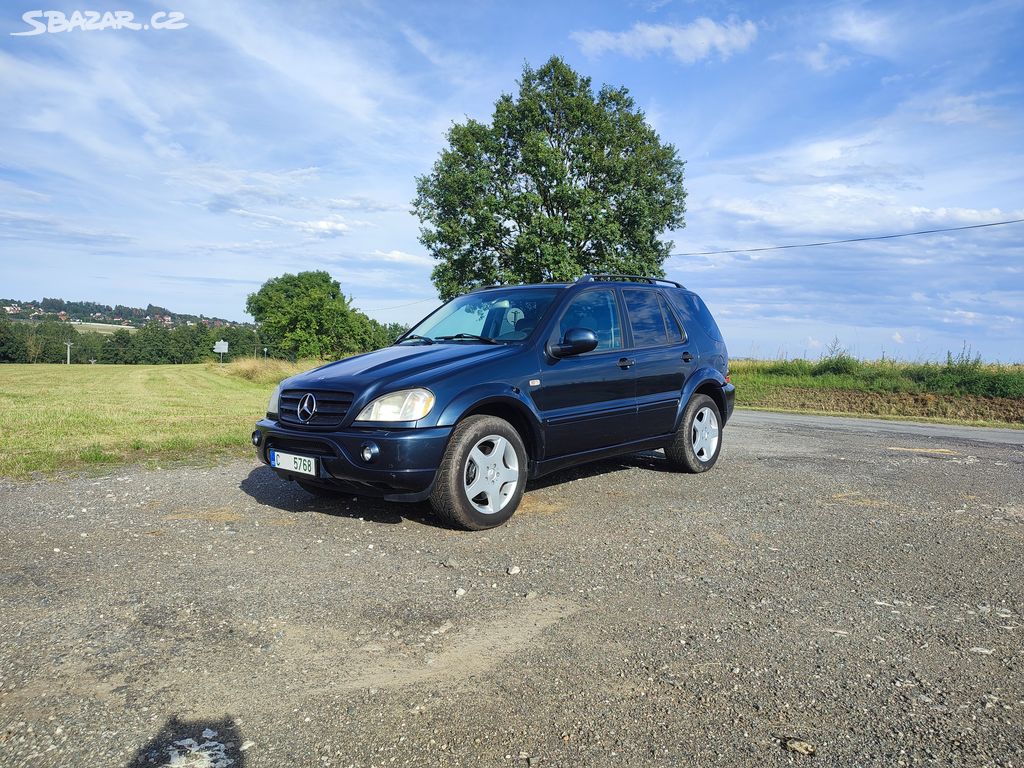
[732,350,1024,399]
[212,356,318,386]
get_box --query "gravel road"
[1,411,1022,767]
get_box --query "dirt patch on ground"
[747,388,1024,424]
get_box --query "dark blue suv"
[253,275,734,529]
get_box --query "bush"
[762,359,814,376]
[812,354,860,377]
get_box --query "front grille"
[278,389,354,428]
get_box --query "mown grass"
[0,359,313,478]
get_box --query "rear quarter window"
[668,290,724,342]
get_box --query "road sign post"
[213,339,229,363]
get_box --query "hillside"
[0,297,248,330]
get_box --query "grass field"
[0,356,1020,479]
[0,360,310,478]
[71,321,137,334]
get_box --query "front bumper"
[253,419,451,502]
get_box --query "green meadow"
[0,360,309,478]
[1,354,1020,479]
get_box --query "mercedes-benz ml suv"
[253,275,734,529]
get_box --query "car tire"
[429,415,527,530]
[665,393,722,473]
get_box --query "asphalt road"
[1,411,1022,767]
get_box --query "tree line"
[0,272,407,364]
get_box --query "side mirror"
[550,327,598,358]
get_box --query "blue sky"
[1,0,1022,360]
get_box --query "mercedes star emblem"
[297,392,317,422]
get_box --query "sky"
[1,0,1022,361]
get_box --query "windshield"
[401,288,560,343]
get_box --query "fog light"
[360,442,379,463]
[251,431,261,447]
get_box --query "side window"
[667,290,722,342]
[623,289,668,347]
[659,294,685,342]
[690,295,724,341]
[559,290,622,351]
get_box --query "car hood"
[283,342,519,394]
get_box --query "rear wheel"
[665,394,722,473]
[430,415,527,530]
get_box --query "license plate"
[269,449,317,477]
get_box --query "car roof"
[471,275,685,293]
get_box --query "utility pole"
[65,341,73,365]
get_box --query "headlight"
[267,385,281,416]
[355,388,435,422]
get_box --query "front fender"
[436,383,547,456]
[674,368,731,431]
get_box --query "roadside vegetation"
[732,345,1024,425]
[0,281,407,365]
[1,348,1020,480]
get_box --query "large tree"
[246,271,368,360]
[413,56,687,300]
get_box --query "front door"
[532,288,636,458]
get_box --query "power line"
[670,217,1024,257]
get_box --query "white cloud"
[891,331,904,344]
[230,209,351,238]
[830,9,894,56]
[0,209,133,246]
[802,42,851,73]
[186,4,400,124]
[571,17,757,64]
[924,94,996,125]
[298,216,351,238]
[943,309,982,325]
[329,197,406,213]
[369,249,434,267]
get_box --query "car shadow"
[239,464,440,527]
[528,448,679,489]
[242,450,677,525]
[126,715,245,767]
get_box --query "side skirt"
[529,434,675,479]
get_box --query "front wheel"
[430,415,527,530]
[665,394,722,473]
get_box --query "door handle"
[618,357,635,369]
[681,352,694,363]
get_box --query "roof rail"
[576,274,684,288]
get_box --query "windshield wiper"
[397,334,435,345]
[435,333,500,345]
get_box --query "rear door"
[620,288,695,439]
[532,288,637,458]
